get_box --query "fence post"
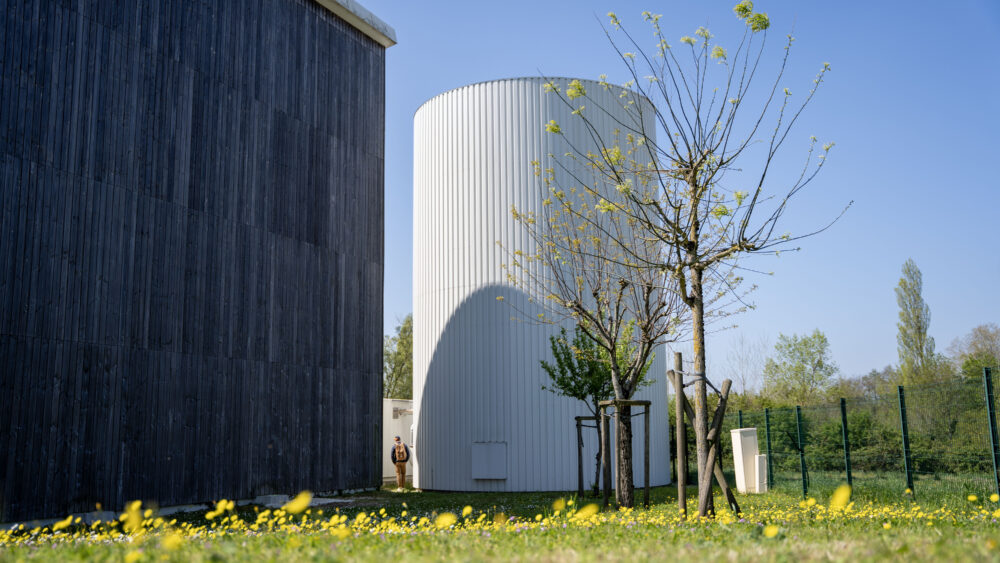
[644,405,650,509]
[983,367,1000,498]
[738,409,744,428]
[671,362,687,520]
[840,398,852,487]
[898,385,914,493]
[795,405,807,499]
[764,407,774,489]
[575,417,585,499]
[601,408,612,508]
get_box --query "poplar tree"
[895,259,935,385]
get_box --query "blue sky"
[366,0,1000,379]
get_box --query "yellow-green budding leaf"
[733,0,754,20]
[748,12,770,31]
[566,79,587,100]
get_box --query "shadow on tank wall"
[417,284,666,492]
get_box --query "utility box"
[755,454,769,493]
[731,428,761,493]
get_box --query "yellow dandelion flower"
[830,484,851,511]
[991,494,999,503]
[122,501,142,533]
[573,504,600,520]
[552,498,566,511]
[52,515,73,532]
[883,522,892,530]
[124,550,142,563]
[283,491,313,515]
[462,506,473,518]
[969,494,979,502]
[763,525,779,538]
[434,512,457,529]
[161,532,183,550]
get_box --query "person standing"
[390,435,410,490]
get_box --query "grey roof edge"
[314,0,397,48]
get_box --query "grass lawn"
[764,469,999,506]
[3,484,1000,561]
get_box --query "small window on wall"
[471,442,507,479]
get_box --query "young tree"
[383,314,413,399]
[540,325,652,495]
[506,147,685,508]
[761,329,838,406]
[895,259,936,385]
[537,2,845,516]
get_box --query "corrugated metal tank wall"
[413,77,672,492]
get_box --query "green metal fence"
[714,367,1000,502]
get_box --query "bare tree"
[537,2,848,517]
[726,331,768,396]
[503,143,686,508]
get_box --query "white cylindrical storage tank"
[413,77,672,492]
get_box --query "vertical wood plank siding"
[412,78,671,492]
[0,0,386,522]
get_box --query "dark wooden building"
[0,0,394,521]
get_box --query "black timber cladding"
[0,0,385,521]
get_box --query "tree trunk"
[691,267,714,517]
[615,404,635,507]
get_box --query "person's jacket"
[390,442,410,463]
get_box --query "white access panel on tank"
[412,77,672,492]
